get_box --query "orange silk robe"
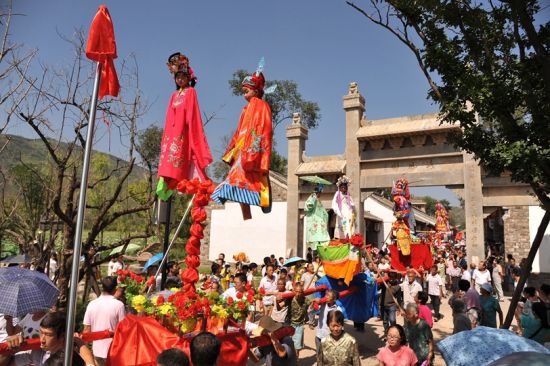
[211,97,272,211]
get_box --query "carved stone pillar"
[343,82,366,237]
[463,152,485,263]
[286,113,308,257]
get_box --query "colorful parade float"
[386,178,434,271]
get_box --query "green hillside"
[0,134,149,185]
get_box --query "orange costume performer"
[157,53,212,200]
[211,59,273,219]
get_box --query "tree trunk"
[502,209,550,329]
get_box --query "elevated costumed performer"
[211,58,274,220]
[304,183,330,250]
[331,175,357,239]
[156,52,213,200]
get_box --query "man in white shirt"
[427,265,446,321]
[259,264,278,316]
[400,270,423,308]
[111,254,124,275]
[83,276,126,365]
[107,257,117,277]
[222,273,247,300]
[472,261,492,294]
[460,263,471,282]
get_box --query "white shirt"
[461,270,472,282]
[107,260,116,276]
[111,261,124,275]
[83,294,126,358]
[316,303,342,339]
[427,274,444,296]
[259,275,278,306]
[472,269,491,290]
[222,287,240,301]
[400,280,423,307]
[48,259,57,280]
[0,314,18,343]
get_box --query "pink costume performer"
[157,52,212,199]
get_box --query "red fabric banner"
[106,314,248,366]
[86,5,119,99]
[389,243,433,271]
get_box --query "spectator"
[156,348,190,366]
[222,273,247,300]
[47,253,57,281]
[479,283,503,328]
[521,302,550,345]
[83,276,126,365]
[289,283,311,357]
[426,265,445,321]
[315,289,341,351]
[112,254,124,274]
[403,303,434,366]
[381,273,401,336]
[278,268,293,291]
[460,263,471,283]
[472,261,492,294]
[450,298,472,334]
[248,263,258,285]
[0,312,95,366]
[376,324,417,366]
[190,332,221,366]
[209,262,222,293]
[459,279,481,328]
[539,284,550,322]
[5,309,47,340]
[271,279,291,325]
[43,350,84,366]
[492,257,505,302]
[251,316,297,366]
[300,263,318,328]
[278,257,285,268]
[400,270,423,308]
[107,257,117,277]
[415,291,433,328]
[447,260,461,293]
[259,264,278,316]
[317,310,360,366]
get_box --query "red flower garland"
[176,178,213,294]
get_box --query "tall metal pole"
[148,195,194,296]
[64,62,102,366]
[161,197,172,290]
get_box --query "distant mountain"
[0,134,150,183]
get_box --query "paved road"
[249,294,513,365]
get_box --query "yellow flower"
[212,305,229,319]
[159,303,173,316]
[131,295,148,312]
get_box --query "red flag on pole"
[86,5,119,99]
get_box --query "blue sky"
[7,0,463,204]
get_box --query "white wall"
[364,197,395,246]
[209,202,287,264]
[529,206,550,273]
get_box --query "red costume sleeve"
[185,88,213,173]
[241,98,272,172]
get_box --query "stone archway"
[286,83,536,264]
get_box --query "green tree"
[228,70,320,130]
[137,126,163,171]
[346,0,549,328]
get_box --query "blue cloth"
[314,273,378,322]
[0,267,59,317]
[437,326,550,366]
[211,182,260,206]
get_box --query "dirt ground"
[251,293,513,366]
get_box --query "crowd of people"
[1,243,549,366]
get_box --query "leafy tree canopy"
[228,70,321,130]
[347,0,550,209]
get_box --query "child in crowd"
[415,291,433,328]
